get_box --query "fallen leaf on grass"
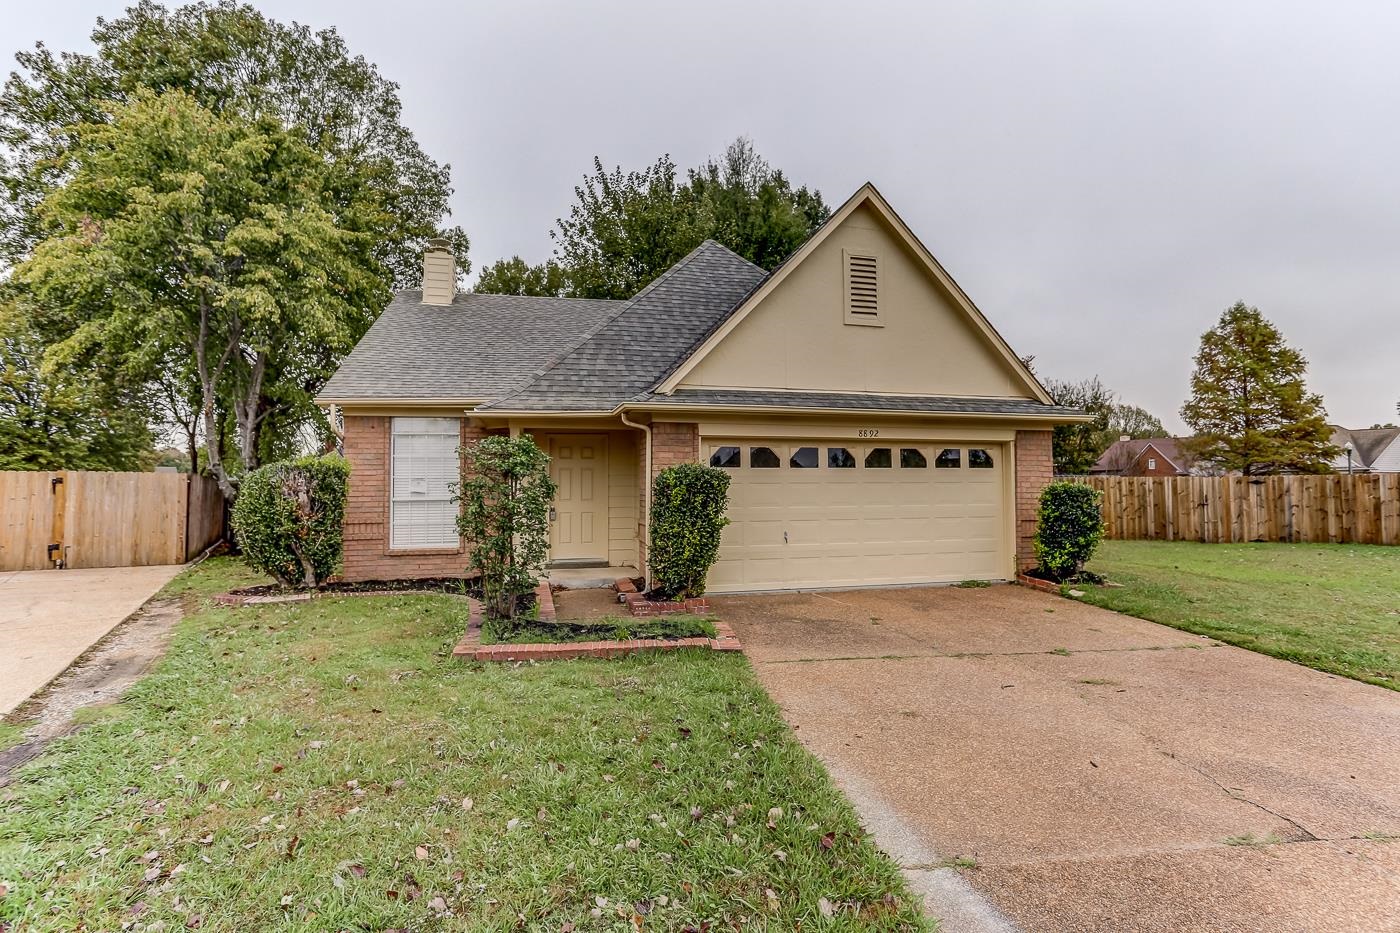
[461,797,474,811]
[819,831,835,850]
[414,845,430,861]
[427,895,447,914]
[818,897,835,918]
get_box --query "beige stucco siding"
[679,203,1031,399]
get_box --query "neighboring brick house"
[1089,437,1197,476]
[318,183,1088,591]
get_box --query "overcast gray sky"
[9,1,1400,430]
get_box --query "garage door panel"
[705,438,1008,593]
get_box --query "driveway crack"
[1165,750,1319,843]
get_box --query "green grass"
[0,720,29,753]
[1080,541,1400,690]
[483,614,718,645]
[0,558,926,931]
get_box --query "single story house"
[318,183,1088,593]
[1089,437,1200,476]
[1327,426,1400,473]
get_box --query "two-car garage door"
[704,438,1009,593]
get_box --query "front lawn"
[1081,540,1400,690]
[0,558,926,931]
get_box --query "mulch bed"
[212,576,547,613]
[225,576,475,598]
[453,581,740,662]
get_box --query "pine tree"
[1180,302,1336,475]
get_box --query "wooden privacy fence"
[1068,474,1400,545]
[0,471,225,571]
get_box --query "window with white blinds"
[390,417,460,549]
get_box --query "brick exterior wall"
[638,421,700,574]
[1014,429,1054,570]
[650,422,700,479]
[340,415,487,582]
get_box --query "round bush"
[230,454,350,588]
[1033,481,1105,581]
[648,463,731,599]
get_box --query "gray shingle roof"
[318,290,624,400]
[322,240,1080,422]
[478,240,767,411]
[1329,426,1400,468]
[639,388,1085,418]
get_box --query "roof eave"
[316,396,488,408]
[471,401,1092,423]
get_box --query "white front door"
[545,434,608,562]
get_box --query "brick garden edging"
[1015,573,1063,594]
[613,577,711,617]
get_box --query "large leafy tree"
[0,298,153,470]
[1045,376,1168,474]
[473,256,568,297]
[1,0,467,282]
[0,1,466,470]
[18,89,382,498]
[477,138,828,299]
[1044,377,1115,474]
[1181,302,1335,475]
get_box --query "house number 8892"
[857,429,880,438]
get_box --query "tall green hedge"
[1033,481,1104,581]
[649,463,731,600]
[230,454,350,589]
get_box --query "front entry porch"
[546,563,639,589]
[529,428,644,573]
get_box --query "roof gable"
[657,183,1051,404]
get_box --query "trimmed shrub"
[230,454,350,589]
[455,435,556,621]
[649,463,731,600]
[1033,481,1105,581]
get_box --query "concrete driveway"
[715,585,1400,933]
[0,565,183,715]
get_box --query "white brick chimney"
[421,237,456,306]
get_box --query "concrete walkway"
[0,565,183,715]
[716,584,1400,933]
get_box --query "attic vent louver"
[844,249,880,326]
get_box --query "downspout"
[322,404,344,450]
[619,410,651,591]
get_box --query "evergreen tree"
[1181,302,1335,475]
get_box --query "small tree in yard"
[1034,482,1105,582]
[231,454,350,588]
[455,436,556,620]
[649,463,731,599]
